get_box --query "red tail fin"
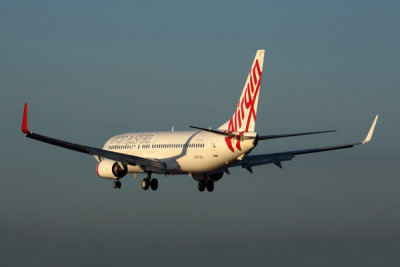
[218,50,265,132]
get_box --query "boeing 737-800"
[21,50,378,192]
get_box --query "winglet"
[362,115,378,144]
[22,102,31,134]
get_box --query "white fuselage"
[102,130,257,175]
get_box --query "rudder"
[218,50,265,132]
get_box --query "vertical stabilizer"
[218,50,265,132]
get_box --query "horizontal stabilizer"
[188,125,256,139]
[258,130,336,140]
[189,126,236,137]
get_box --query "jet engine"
[97,159,127,179]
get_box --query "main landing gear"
[198,180,214,192]
[113,180,121,189]
[142,173,158,191]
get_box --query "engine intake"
[97,159,127,179]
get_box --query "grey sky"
[1,1,399,266]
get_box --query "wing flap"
[238,143,356,169]
[240,153,294,168]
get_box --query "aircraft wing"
[235,115,378,172]
[21,103,166,173]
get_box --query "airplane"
[21,50,378,192]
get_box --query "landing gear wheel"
[198,181,206,192]
[117,181,121,189]
[150,178,158,191]
[206,180,214,192]
[113,181,117,189]
[142,178,150,190]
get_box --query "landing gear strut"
[142,172,158,191]
[113,180,121,189]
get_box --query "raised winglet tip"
[22,102,30,134]
[362,114,379,144]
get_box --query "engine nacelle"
[97,159,127,179]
